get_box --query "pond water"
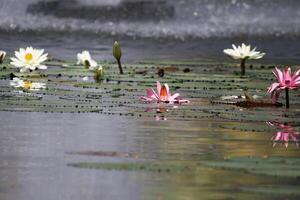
[0,109,299,200]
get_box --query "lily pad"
[0,60,300,123]
[201,156,300,178]
[68,162,194,173]
[240,186,300,196]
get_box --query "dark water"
[2,0,300,39]
[1,0,300,62]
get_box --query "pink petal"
[156,81,162,97]
[282,132,289,142]
[292,69,300,80]
[291,75,300,86]
[147,88,159,99]
[267,82,280,93]
[170,93,180,100]
[274,132,282,141]
[273,68,284,85]
[283,67,292,82]
[164,83,171,97]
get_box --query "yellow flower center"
[23,81,32,90]
[25,53,33,62]
[160,85,168,102]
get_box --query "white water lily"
[223,43,265,75]
[0,50,6,64]
[10,77,46,91]
[10,47,48,72]
[223,43,265,60]
[77,51,98,69]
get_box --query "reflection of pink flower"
[155,116,167,121]
[140,81,189,104]
[268,122,299,148]
[267,67,300,102]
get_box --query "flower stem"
[240,59,246,76]
[285,88,290,109]
[117,59,124,74]
[0,54,3,64]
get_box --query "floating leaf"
[201,156,300,178]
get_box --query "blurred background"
[1,0,300,63]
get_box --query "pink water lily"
[140,81,189,104]
[272,131,299,148]
[268,122,299,148]
[267,67,300,108]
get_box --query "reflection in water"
[155,115,167,121]
[145,106,169,121]
[1,112,300,200]
[267,122,299,148]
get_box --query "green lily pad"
[68,162,194,173]
[0,60,299,123]
[201,156,300,178]
[240,186,300,196]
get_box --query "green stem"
[0,54,3,64]
[117,59,124,74]
[240,59,246,76]
[285,88,290,109]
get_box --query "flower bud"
[113,41,122,61]
[94,66,104,82]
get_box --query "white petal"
[37,65,47,70]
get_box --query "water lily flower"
[10,47,48,72]
[94,65,104,82]
[223,43,265,75]
[267,67,300,108]
[10,77,46,91]
[268,122,299,148]
[0,50,6,64]
[140,81,189,104]
[77,51,98,69]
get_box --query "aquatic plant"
[10,77,46,91]
[68,161,192,173]
[77,50,98,69]
[94,65,104,82]
[0,50,6,64]
[267,67,300,108]
[10,47,48,72]
[113,41,124,74]
[201,156,300,178]
[140,81,189,104]
[223,43,265,75]
[1,59,299,121]
[267,122,299,148]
